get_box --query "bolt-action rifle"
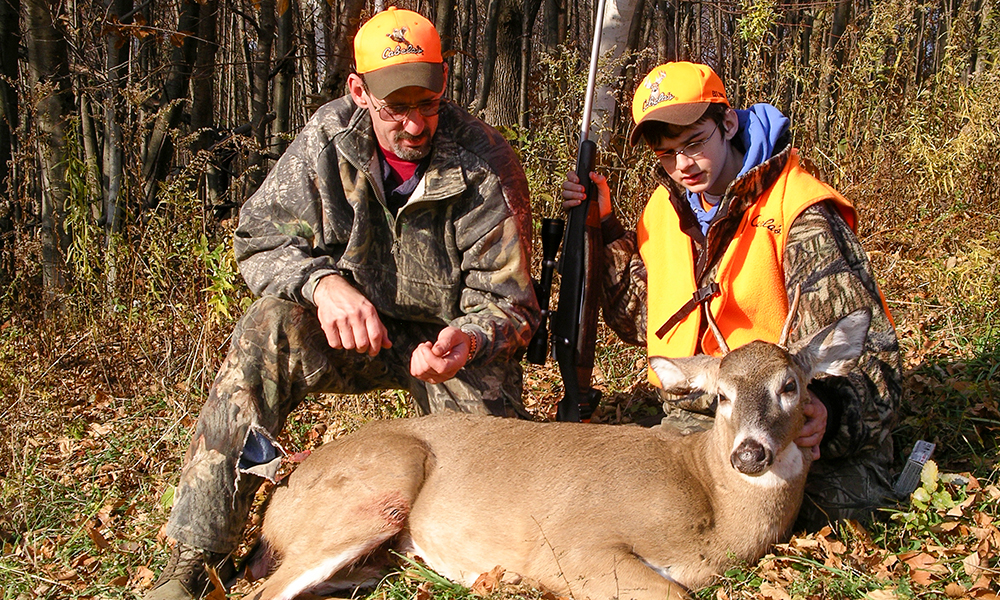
[527,0,606,422]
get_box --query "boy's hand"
[314,274,392,357]
[795,390,828,460]
[561,171,612,219]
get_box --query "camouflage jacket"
[235,97,540,365]
[600,142,901,460]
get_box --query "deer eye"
[781,379,797,395]
[716,392,730,404]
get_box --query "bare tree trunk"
[475,0,504,115]
[540,0,563,52]
[518,0,543,129]
[0,0,18,184]
[320,0,363,101]
[482,0,522,128]
[591,0,641,144]
[271,0,294,157]
[437,0,456,56]
[246,0,275,193]
[818,0,850,141]
[190,0,222,213]
[191,0,219,154]
[141,0,199,209]
[102,0,130,240]
[0,0,19,286]
[466,0,479,109]
[298,0,318,102]
[25,0,73,302]
[655,0,673,61]
[973,0,991,74]
[79,94,101,201]
[451,0,469,104]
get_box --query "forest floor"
[1,183,998,599]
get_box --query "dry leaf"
[866,589,900,600]
[902,552,948,585]
[964,552,983,577]
[135,565,156,588]
[971,571,995,592]
[945,582,969,597]
[471,565,505,596]
[86,526,110,551]
[204,564,228,600]
[759,581,791,600]
[934,521,963,533]
[53,569,78,581]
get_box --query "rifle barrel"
[580,0,608,142]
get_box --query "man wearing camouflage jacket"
[563,62,901,530]
[147,8,539,600]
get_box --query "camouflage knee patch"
[796,438,896,531]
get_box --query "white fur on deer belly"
[638,555,681,586]
[276,543,374,600]
[406,541,481,587]
[737,443,806,487]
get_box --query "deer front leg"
[570,551,690,600]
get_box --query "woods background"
[1,0,999,597]
[1,0,997,307]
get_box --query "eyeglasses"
[366,92,447,123]
[653,126,719,163]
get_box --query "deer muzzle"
[730,438,774,475]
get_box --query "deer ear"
[791,308,872,378]
[650,355,722,394]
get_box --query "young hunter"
[146,8,539,600]
[562,61,902,530]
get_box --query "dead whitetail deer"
[244,301,872,600]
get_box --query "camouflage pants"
[657,396,896,532]
[165,296,526,553]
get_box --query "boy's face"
[649,109,740,196]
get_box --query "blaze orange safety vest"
[638,149,857,386]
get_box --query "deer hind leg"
[244,436,431,600]
[572,551,690,600]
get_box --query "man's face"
[649,109,740,196]
[348,72,445,161]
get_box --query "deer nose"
[730,439,774,475]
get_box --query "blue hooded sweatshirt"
[686,103,790,235]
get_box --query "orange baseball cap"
[354,7,444,99]
[629,62,729,145]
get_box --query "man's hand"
[410,326,473,384]
[796,390,828,460]
[313,274,391,357]
[561,170,612,219]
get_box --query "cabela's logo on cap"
[642,71,675,111]
[383,26,425,60]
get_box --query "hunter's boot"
[144,543,233,600]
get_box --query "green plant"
[194,233,248,323]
